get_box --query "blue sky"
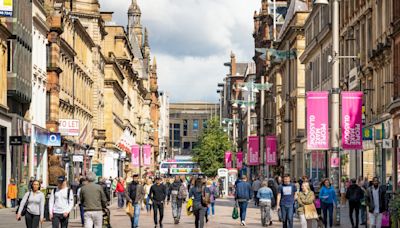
[99,0,260,102]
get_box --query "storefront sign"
[47,133,61,146]
[0,0,13,17]
[248,136,260,166]
[265,136,277,165]
[306,91,329,150]
[236,152,243,170]
[170,168,192,175]
[362,128,373,140]
[9,136,30,145]
[131,145,140,167]
[341,92,363,150]
[92,164,103,177]
[59,119,80,136]
[72,155,83,162]
[330,157,339,168]
[383,139,393,149]
[117,129,135,154]
[143,145,151,166]
[224,151,232,168]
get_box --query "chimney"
[100,12,113,22]
[231,52,236,76]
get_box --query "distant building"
[168,102,219,157]
[158,91,170,162]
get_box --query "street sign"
[92,164,103,177]
[72,155,83,162]
[383,139,393,149]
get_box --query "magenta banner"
[265,136,277,165]
[143,144,152,166]
[341,92,363,150]
[225,151,232,168]
[131,145,140,167]
[236,152,243,169]
[307,91,329,150]
[248,136,260,166]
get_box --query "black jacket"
[150,184,167,204]
[345,184,364,203]
[366,185,387,213]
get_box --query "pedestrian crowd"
[7,172,392,228]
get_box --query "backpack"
[178,184,188,200]
[202,187,211,206]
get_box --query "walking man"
[277,174,297,228]
[366,177,388,228]
[257,180,274,226]
[150,177,167,228]
[125,174,145,228]
[252,177,261,207]
[346,178,364,228]
[235,175,252,226]
[167,176,187,224]
[49,176,74,228]
[80,172,107,228]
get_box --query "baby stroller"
[103,208,112,228]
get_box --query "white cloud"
[99,0,260,102]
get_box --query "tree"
[193,117,233,177]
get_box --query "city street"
[0,197,359,228]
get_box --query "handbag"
[20,191,31,217]
[125,201,134,218]
[381,211,390,227]
[232,202,239,220]
[186,198,193,216]
[304,203,319,220]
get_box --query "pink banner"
[143,144,152,166]
[265,136,277,165]
[307,91,329,150]
[131,145,140,167]
[236,152,243,169]
[248,136,260,166]
[341,92,363,150]
[225,151,232,168]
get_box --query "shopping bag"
[304,203,319,220]
[232,202,239,220]
[186,198,193,216]
[126,202,134,218]
[381,212,390,227]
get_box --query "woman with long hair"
[16,180,45,228]
[189,178,207,228]
[144,178,153,213]
[319,179,337,228]
[297,182,316,228]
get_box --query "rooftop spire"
[128,0,141,15]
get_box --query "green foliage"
[192,117,233,177]
[389,191,400,227]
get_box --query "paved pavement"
[0,198,356,228]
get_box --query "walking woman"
[319,179,337,228]
[257,180,274,226]
[116,177,126,209]
[189,178,207,228]
[297,182,316,228]
[144,179,153,213]
[16,180,45,228]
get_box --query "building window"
[46,92,50,121]
[173,141,180,148]
[183,119,188,136]
[202,119,207,129]
[7,41,12,72]
[193,120,199,130]
[183,142,190,150]
[192,142,197,149]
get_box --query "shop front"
[0,111,11,207]
[31,125,49,188]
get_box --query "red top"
[116,182,125,193]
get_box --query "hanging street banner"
[0,0,13,17]
[248,136,260,166]
[131,145,140,167]
[224,151,232,168]
[265,136,277,165]
[306,91,329,150]
[341,92,363,150]
[143,144,152,166]
[236,151,243,170]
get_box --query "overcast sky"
[99,0,260,102]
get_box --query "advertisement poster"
[306,91,329,150]
[143,144,152,166]
[224,151,232,168]
[236,152,243,170]
[131,145,140,167]
[248,136,260,166]
[265,136,277,165]
[0,0,12,17]
[341,92,363,150]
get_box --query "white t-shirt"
[372,188,380,214]
[49,188,74,214]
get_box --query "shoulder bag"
[20,191,32,217]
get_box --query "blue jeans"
[117,192,125,208]
[146,195,152,212]
[79,204,85,225]
[131,203,141,228]
[281,204,294,228]
[210,202,215,215]
[238,201,248,221]
[321,202,334,228]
